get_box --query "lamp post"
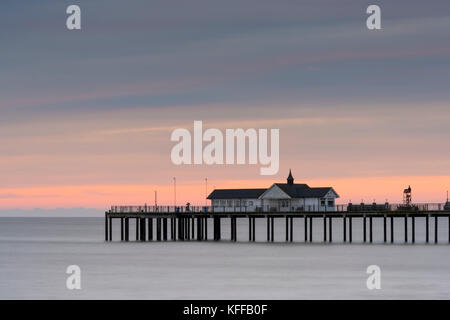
[173,177,176,208]
[205,178,208,207]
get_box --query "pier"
[105,205,450,244]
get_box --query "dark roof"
[207,189,267,199]
[274,183,335,198]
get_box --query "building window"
[220,200,225,206]
[249,201,253,206]
[327,200,334,207]
[227,200,232,207]
[320,199,326,207]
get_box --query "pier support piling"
[435,216,438,244]
[105,214,108,242]
[250,217,253,242]
[363,215,367,243]
[148,218,153,241]
[271,217,274,242]
[349,216,352,243]
[140,218,146,241]
[157,218,162,241]
[390,216,394,243]
[108,217,112,241]
[329,217,332,243]
[135,218,139,241]
[304,215,308,242]
[286,217,289,242]
[290,217,293,242]
[163,218,167,241]
[404,216,408,243]
[343,216,347,242]
[309,216,312,243]
[120,218,124,241]
[213,217,221,241]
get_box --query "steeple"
[287,169,294,185]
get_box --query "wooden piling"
[383,215,387,243]
[304,215,308,242]
[105,214,108,241]
[252,217,256,242]
[230,217,234,241]
[390,216,394,243]
[369,216,373,243]
[185,218,189,240]
[204,216,208,240]
[121,217,124,241]
[426,214,429,243]
[309,216,312,243]
[109,217,112,241]
[404,215,408,243]
[349,216,352,243]
[233,217,237,242]
[125,218,129,241]
[213,217,221,241]
[140,218,146,241]
[343,216,347,242]
[363,215,367,243]
[285,217,289,242]
[163,218,167,241]
[290,217,293,242]
[135,218,139,241]
[271,217,274,242]
[323,215,327,242]
[157,218,162,241]
[329,217,332,243]
[249,217,252,242]
[412,216,415,243]
[178,217,183,240]
[148,218,153,241]
[267,216,270,242]
[435,216,438,244]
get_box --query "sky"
[0,0,450,211]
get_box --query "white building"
[207,170,339,212]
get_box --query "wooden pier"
[105,206,450,244]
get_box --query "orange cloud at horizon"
[0,175,449,211]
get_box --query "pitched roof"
[274,183,335,198]
[207,188,267,199]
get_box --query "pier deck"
[105,206,450,244]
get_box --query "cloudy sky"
[1,0,450,210]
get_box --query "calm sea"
[0,217,449,299]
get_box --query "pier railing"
[109,203,448,214]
